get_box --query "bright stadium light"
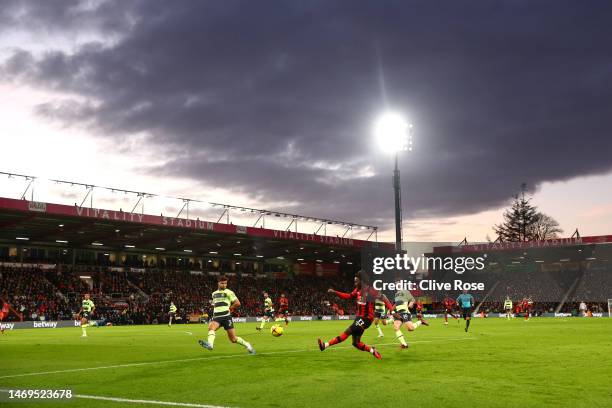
[374,110,413,250]
[374,112,412,153]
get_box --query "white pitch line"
[74,394,233,408]
[0,337,475,380]
[0,390,231,408]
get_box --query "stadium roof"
[0,197,391,263]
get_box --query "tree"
[493,184,539,242]
[529,212,563,240]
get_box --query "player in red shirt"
[415,300,425,321]
[522,297,533,321]
[317,273,394,359]
[442,297,459,325]
[277,293,290,326]
[0,301,9,334]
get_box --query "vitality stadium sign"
[0,197,377,248]
[436,235,612,253]
[462,238,584,252]
[272,230,354,246]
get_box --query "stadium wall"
[1,313,608,330]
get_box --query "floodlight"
[374,112,411,153]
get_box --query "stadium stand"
[1,265,356,324]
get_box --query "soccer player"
[198,275,255,354]
[443,296,458,325]
[504,296,513,320]
[277,293,290,326]
[456,289,474,332]
[415,299,425,321]
[78,293,95,337]
[0,301,9,334]
[521,297,533,321]
[256,291,275,331]
[168,301,177,327]
[391,284,428,349]
[373,298,389,337]
[317,273,393,359]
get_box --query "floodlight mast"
[393,152,402,250]
[374,112,412,251]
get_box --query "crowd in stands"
[0,266,72,321]
[424,261,610,316]
[2,261,610,324]
[1,265,356,324]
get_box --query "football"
[270,324,283,337]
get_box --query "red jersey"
[279,297,289,308]
[443,298,455,309]
[1,302,8,313]
[522,299,531,309]
[416,301,423,312]
[334,285,393,320]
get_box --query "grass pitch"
[1,318,611,408]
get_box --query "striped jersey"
[82,299,95,312]
[264,297,274,312]
[394,290,414,312]
[212,289,238,318]
[375,298,386,313]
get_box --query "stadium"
[2,2,612,408]
[0,194,382,327]
[2,192,611,408]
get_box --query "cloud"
[2,0,612,229]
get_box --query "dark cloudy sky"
[1,0,611,241]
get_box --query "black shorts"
[445,308,454,314]
[264,310,274,318]
[278,307,289,315]
[213,316,234,330]
[169,312,176,318]
[394,311,412,323]
[461,307,472,319]
[349,317,372,336]
[81,311,91,319]
[374,311,386,319]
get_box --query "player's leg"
[351,322,381,359]
[464,308,471,331]
[374,316,384,337]
[318,324,352,351]
[275,313,286,325]
[199,320,220,350]
[257,314,268,331]
[386,313,394,324]
[81,316,88,337]
[168,313,173,327]
[226,323,255,354]
[405,319,422,332]
[393,317,408,348]
[444,310,448,325]
[0,312,4,334]
[418,312,430,326]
